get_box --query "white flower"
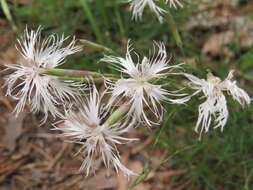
[101,41,188,126]
[166,0,183,9]
[129,0,166,22]
[54,86,136,176]
[184,70,251,134]
[129,0,183,22]
[4,27,82,122]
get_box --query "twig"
[47,143,68,170]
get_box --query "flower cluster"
[2,27,251,177]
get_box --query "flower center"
[207,72,221,86]
[137,79,146,86]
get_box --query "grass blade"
[79,0,103,43]
[165,10,184,54]
[0,0,17,32]
[128,145,196,189]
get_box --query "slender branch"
[43,68,100,77]
[58,76,105,84]
[42,68,118,80]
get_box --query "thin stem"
[79,0,103,43]
[114,2,125,37]
[158,0,184,55]
[164,9,184,55]
[58,76,104,84]
[43,68,98,77]
[128,145,197,190]
[95,0,109,30]
[0,0,17,32]
[42,68,118,79]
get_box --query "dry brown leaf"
[117,151,131,190]
[199,15,253,57]
[0,33,15,51]
[131,136,153,154]
[0,158,28,183]
[173,179,192,190]
[3,111,27,151]
[83,171,118,190]
[132,183,151,190]
[202,31,233,56]
[0,46,19,65]
[0,88,13,111]
[194,0,239,10]
[0,18,7,27]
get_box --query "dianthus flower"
[54,86,136,176]
[129,0,183,22]
[168,0,183,9]
[184,71,251,134]
[4,27,82,122]
[101,41,188,126]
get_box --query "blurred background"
[0,0,253,189]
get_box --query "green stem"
[104,104,130,126]
[128,145,197,190]
[158,0,184,55]
[58,76,104,84]
[80,0,103,43]
[165,10,184,54]
[43,68,118,79]
[95,0,109,30]
[114,2,125,37]
[0,0,17,32]
[44,68,99,77]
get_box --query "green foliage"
[240,49,253,71]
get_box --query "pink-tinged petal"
[54,86,137,177]
[103,41,189,126]
[4,27,82,122]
